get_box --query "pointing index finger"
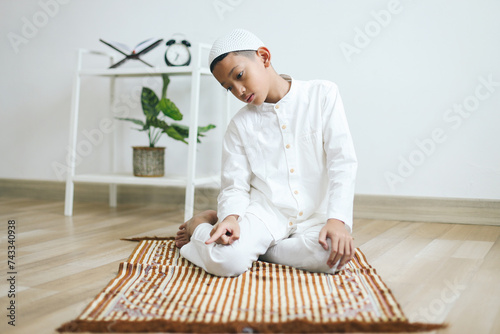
[206,226,224,244]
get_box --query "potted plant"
[117,74,215,177]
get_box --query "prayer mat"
[58,237,446,333]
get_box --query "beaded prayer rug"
[58,237,445,333]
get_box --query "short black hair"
[210,50,257,73]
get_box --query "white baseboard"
[354,194,500,225]
[0,178,217,210]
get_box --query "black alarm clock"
[164,38,191,66]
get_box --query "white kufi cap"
[209,29,264,68]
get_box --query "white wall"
[1,0,499,200]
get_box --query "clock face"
[165,43,191,66]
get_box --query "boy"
[175,29,357,277]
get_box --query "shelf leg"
[109,71,117,208]
[64,50,83,216]
[109,184,117,207]
[64,181,74,216]
[184,50,202,221]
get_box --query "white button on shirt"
[217,75,357,241]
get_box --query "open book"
[99,38,163,68]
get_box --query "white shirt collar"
[259,74,296,111]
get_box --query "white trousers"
[179,213,340,277]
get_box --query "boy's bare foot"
[175,210,218,248]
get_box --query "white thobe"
[218,75,357,237]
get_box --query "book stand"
[99,38,163,68]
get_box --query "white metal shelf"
[72,173,220,187]
[64,43,229,221]
[79,66,212,77]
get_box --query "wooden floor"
[1,196,499,334]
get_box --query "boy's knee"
[204,245,254,277]
[206,260,248,277]
[299,236,339,273]
[302,235,327,256]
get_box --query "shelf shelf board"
[72,173,219,187]
[79,66,211,77]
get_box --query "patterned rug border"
[58,237,447,333]
[58,319,446,333]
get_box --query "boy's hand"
[206,215,240,245]
[318,218,354,270]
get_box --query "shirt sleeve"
[217,119,252,222]
[321,83,358,233]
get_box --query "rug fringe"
[121,236,175,242]
[57,319,447,333]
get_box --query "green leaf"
[170,123,189,138]
[146,116,168,131]
[196,124,216,143]
[141,87,160,118]
[158,98,183,121]
[198,124,216,133]
[165,126,188,144]
[169,123,216,143]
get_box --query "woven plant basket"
[132,147,165,177]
